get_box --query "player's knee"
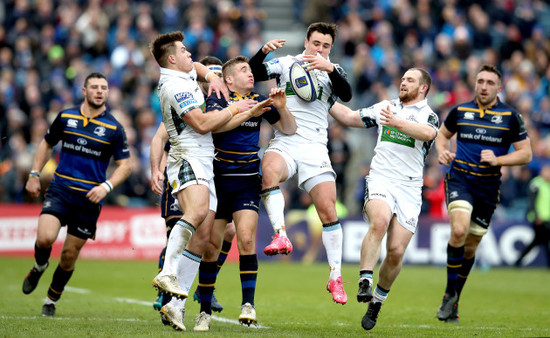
[385,247,405,266]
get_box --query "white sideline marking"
[64,286,91,294]
[114,297,270,329]
[0,315,144,322]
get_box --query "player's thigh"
[261,151,290,185]
[177,184,210,216]
[36,214,62,246]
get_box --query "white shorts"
[265,134,335,192]
[363,175,422,233]
[166,155,217,212]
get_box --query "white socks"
[162,221,194,276]
[322,225,343,280]
[261,188,286,235]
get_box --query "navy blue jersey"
[45,106,130,193]
[206,91,280,176]
[444,99,528,181]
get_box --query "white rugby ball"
[289,61,319,102]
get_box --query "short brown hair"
[150,31,184,68]
[478,64,502,82]
[306,22,338,44]
[84,72,107,87]
[222,56,249,79]
[409,67,432,97]
[199,56,223,67]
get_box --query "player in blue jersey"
[193,56,296,330]
[151,57,233,316]
[435,64,532,323]
[22,73,131,317]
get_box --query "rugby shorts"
[215,174,262,221]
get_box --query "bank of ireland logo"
[94,126,106,137]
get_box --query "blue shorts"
[40,182,102,240]
[445,172,500,228]
[160,174,183,219]
[215,175,261,221]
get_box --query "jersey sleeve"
[264,57,284,80]
[112,123,130,160]
[168,86,202,117]
[359,101,385,128]
[205,93,227,112]
[425,110,440,137]
[43,112,65,146]
[509,110,528,142]
[443,106,459,133]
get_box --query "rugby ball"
[289,61,319,102]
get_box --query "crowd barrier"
[0,204,545,267]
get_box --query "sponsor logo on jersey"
[77,138,87,145]
[170,200,180,211]
[320,161,331,169]
[381,126,415,148]
[406,218,417,226]
[174,92,193,103]
[243,200,259,210]
[93,126,106,137]
[43,201,52,209]
[77,227,92,236]
[179,98,198,109]
[449,191,458,198]
[67,119,78,128]
[406,115,418,123]
[241,121,259,127]
[370,192,386,199]
[476,128,487,134]
[464,112,475,120]
[491,115,503,124]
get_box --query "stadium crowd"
[1,0,549,223]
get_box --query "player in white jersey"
[329,68,439,330]
[249,22,352,304]
[148,32,258,330]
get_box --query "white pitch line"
[64,286,91,294]
[0,315,145,322]
[114,297,270,328]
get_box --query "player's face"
[84,78,109,109]
[398,69,422,104]
[173,41,194,73]
[229,62,254,92]
[304,31,333,59]
[475,71,502,108]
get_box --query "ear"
[167,54,176,64]
[82,86,86,97]
[304,37,308,49]
[225,75,233,86]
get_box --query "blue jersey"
[444,99,528,182]
[206,91,280,176]
[45,106,130,193]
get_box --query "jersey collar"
[160,67,197,81]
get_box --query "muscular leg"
[377,217,413,290]
[361,200,392,272]
[234,210,259,305]
[260,152,289,235]
[47,234,86,302]
[455,233,483,298]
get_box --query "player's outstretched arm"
[249,39,285,81]
[25,139,54,199]
[194,62,229,100]
[329,102,364,128]
[212,99,273,133]
[380,105,436,141]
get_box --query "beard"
[399,86,419,104]
[86,95,106,109]
[475,92,496,107]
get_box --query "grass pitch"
[1,257,548,337]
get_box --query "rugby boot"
[326,276,348,304]
[264,233,293,256]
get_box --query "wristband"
[29,170,40,179]
[224,108,233,118]
[227,104,239,115]
[497,158,502,166]
[101,180,113,193]
[205,71,217,82]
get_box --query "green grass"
[1,257,548,337]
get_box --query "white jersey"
[264,53,345,145]
[360,98,439,186]
[157,67,213,158]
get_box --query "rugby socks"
[47,265,73,302]
[445,244,465,296]
[34,242,51,268]
[158,247,167,273]
[162,219,195,275]
[261,187,287,236]
[217,240,232,272]
[372,284,389,303]
[240,254,258,305]
[360,270,374,287]
[322,221,343,280]
[455,256,475,299]
[170,249,201,308]
[198,261,218,315]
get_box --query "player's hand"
[25,177,41,199]
[208,76,229,101]
[248,98,273,117]
[438,150,456,166]
[302,54,334,73]
[379,105,400,128]
[151,169,164,196]
[232,99,257,114]
[269,88,287,109]
[262,39,286,54]
[86,185,109,204]
[481,149,498,166]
